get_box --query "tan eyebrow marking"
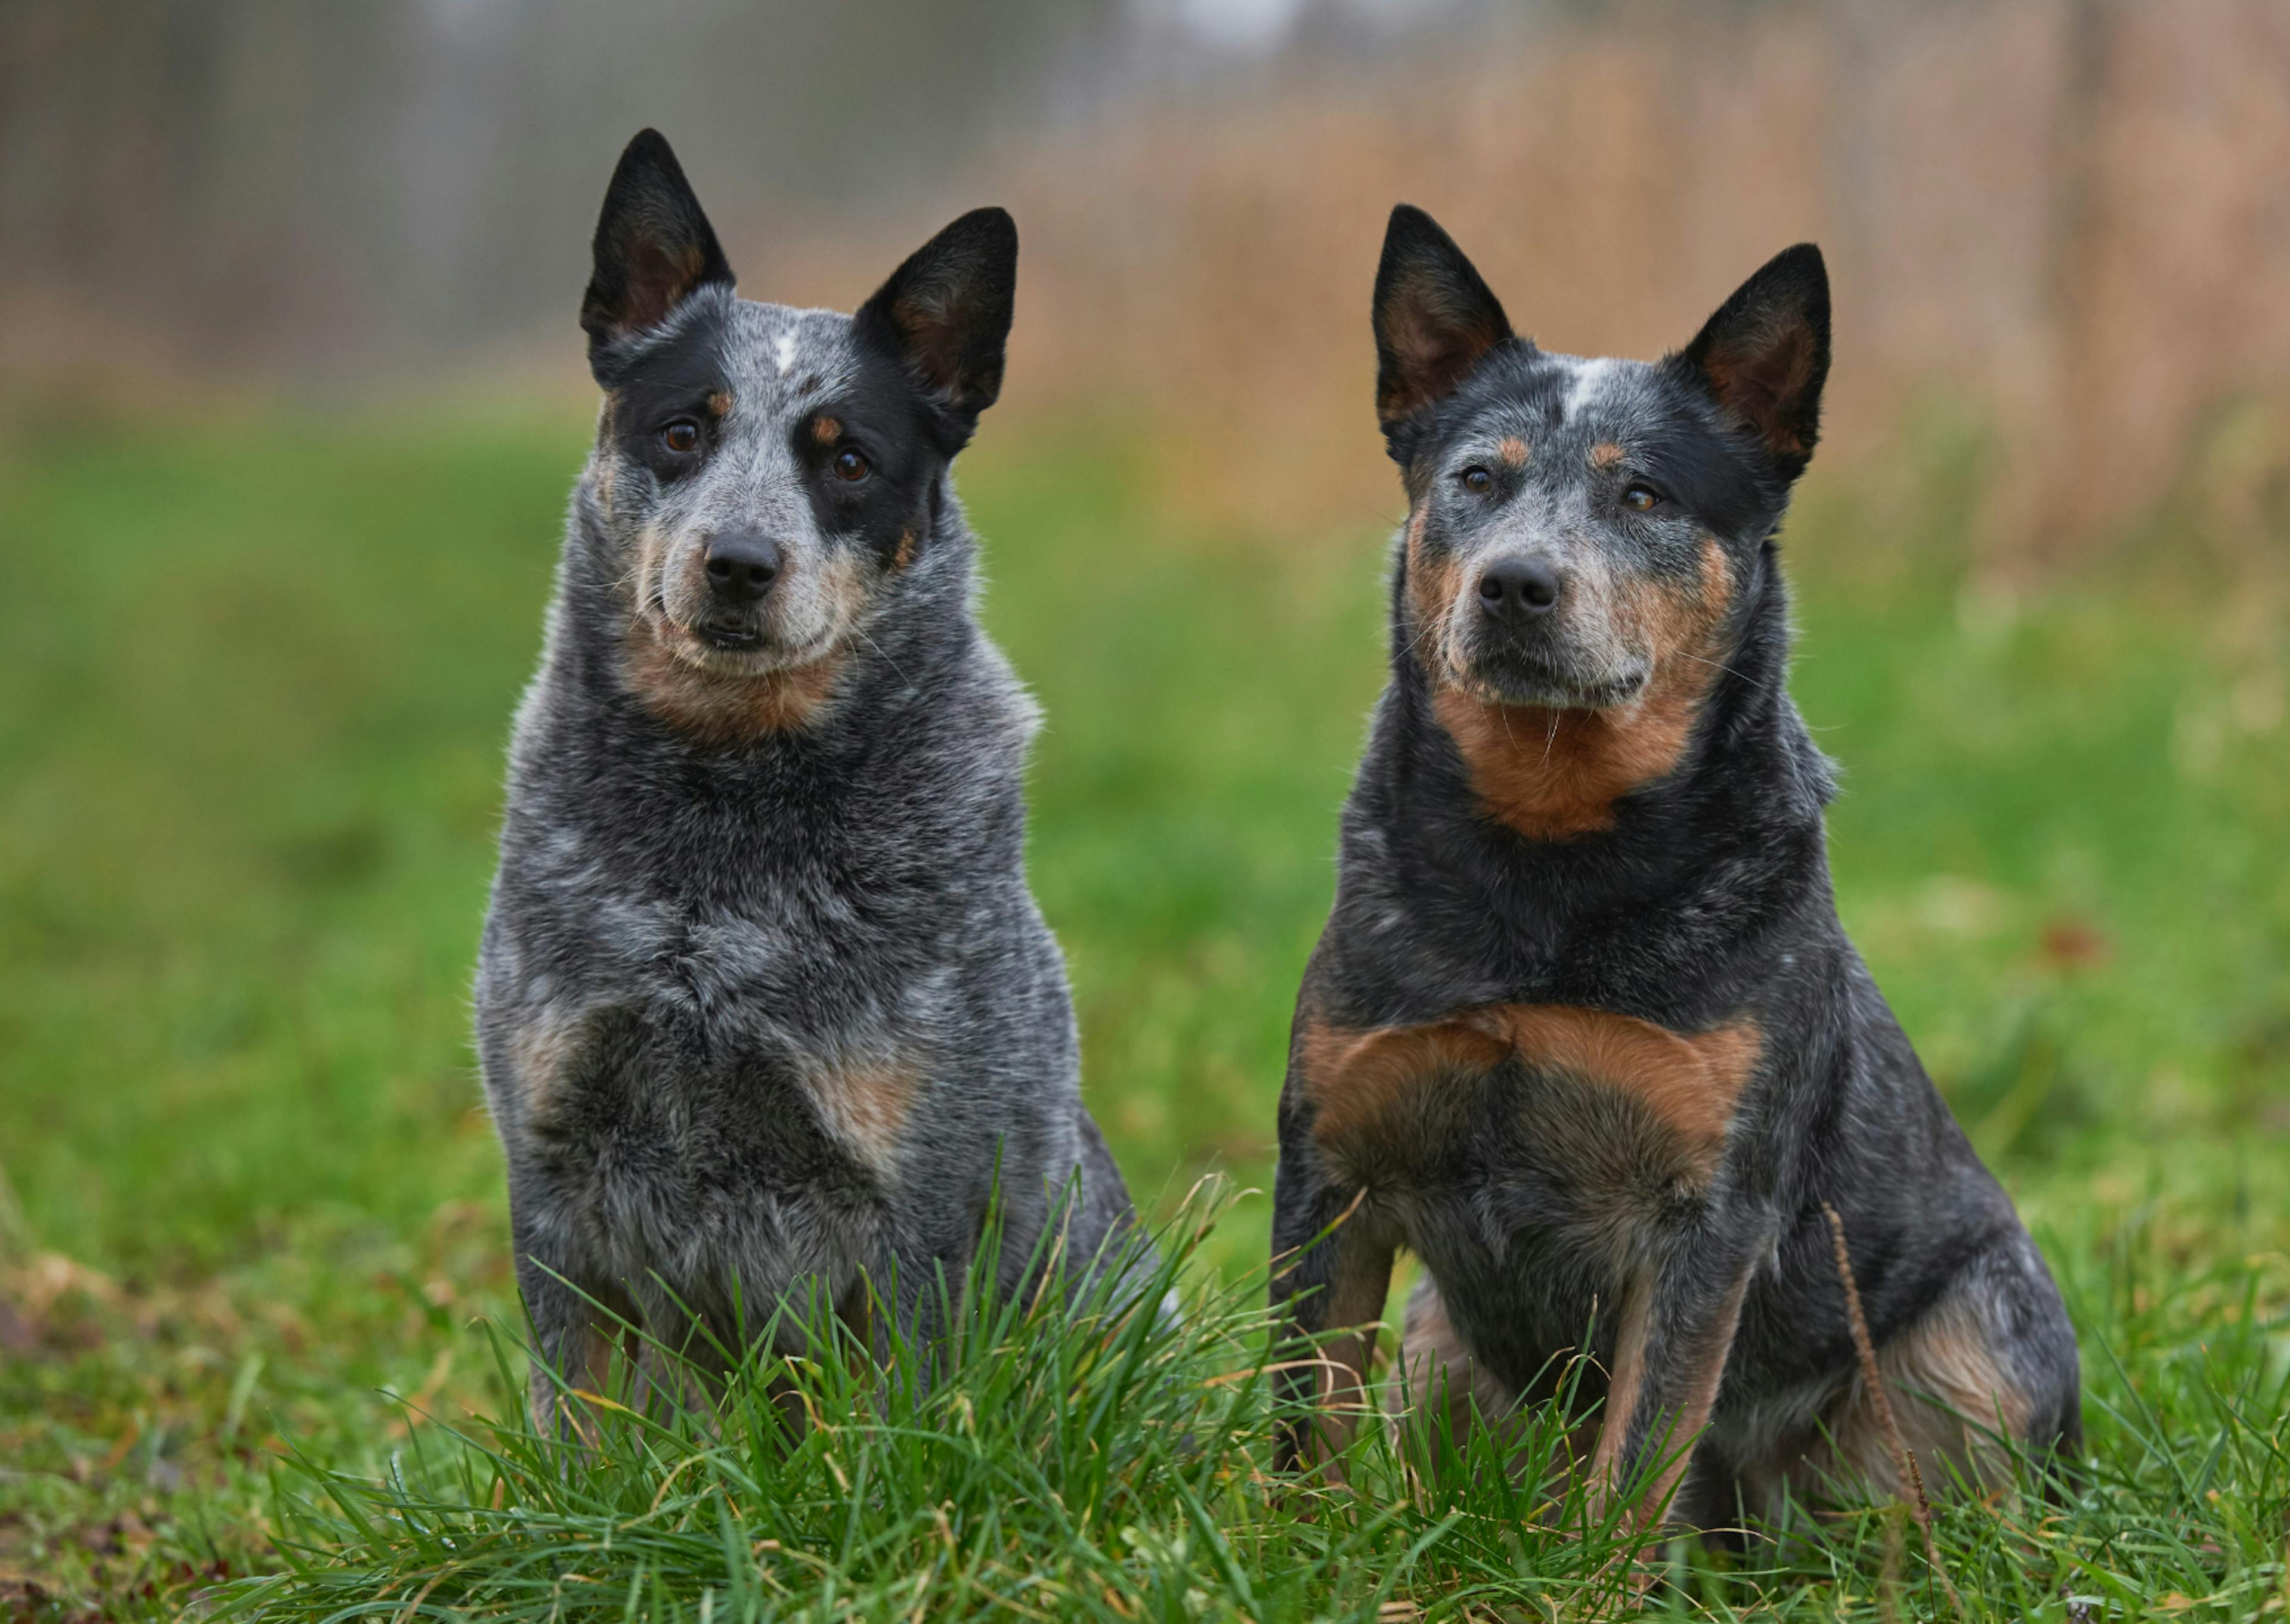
[707,391,733,417]
[1496,436,1531,467]
[812,416,841,444]
[1590,442,1626,470]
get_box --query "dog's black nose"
[703,533,781,603]
[1477,556,1562,620]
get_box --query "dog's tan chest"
[1295,1003,1762,1193]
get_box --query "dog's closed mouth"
[1455,655,1649,711]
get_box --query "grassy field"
[0,411,2285,1619]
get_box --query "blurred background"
[3,0,2288,1603]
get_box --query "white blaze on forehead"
[773,332,798,374]
[1561,356,1628,421]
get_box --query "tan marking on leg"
[1641,1272,1752,1523]
[800,1054,920,1177]
[1586,1270,1654,1485]
[811,414,841,444]
[510,1005,587,1122]
[1826,1295,2034,1500]
[1590,441,1626,471]
[533,1320,630,1443]
[1431,537,1736,839]
[1304,1228,1397,1471]
[1496,436,1531,467]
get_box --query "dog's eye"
[833,448,871,483]
[1460,466,1493,492]
[660,420,701,455]
[1621,482,1661,512]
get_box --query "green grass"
[0,410,2285,1619]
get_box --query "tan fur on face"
[1403,505,1456,665]
[1590,442,1626,471]
[625,530,871,742]
[811,415,841,444]
[593,402,621,516]
[1432,537,1735,839]
[623,619,849,742]
[707,390,733,418]
[1497,436,1531,467]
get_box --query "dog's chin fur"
[1444,652,1652,712]
[645,609,847,681]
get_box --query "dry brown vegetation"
[949,0,2290,566]
[5,0,2286,570]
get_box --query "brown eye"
[833,448,871,483]
[1621,482,1660,511]
[1460,466,1493,492]
[660,419,700,454]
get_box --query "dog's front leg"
[512,1233,639,1442]
[1270,1143,1397,1477]
[1583,1220,1768,1528]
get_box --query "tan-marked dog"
[476,132,1147,1431]
[1268,206,2079,1536]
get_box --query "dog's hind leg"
[512,1235,640,1442]
[1831,1232,2079,1502]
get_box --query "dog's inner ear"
[1373,205,1514,427]
[855,208,1018,438]
[1671,243,1831,479]
[581,129,735,368]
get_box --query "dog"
[475,130,1141,1430]
[1268,204,2081,1531]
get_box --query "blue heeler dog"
[476,130,1142,1429]
[1270,206,2079,1533]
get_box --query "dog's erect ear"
[1667,244,1831,481]
[580,130,735,380]
[854,208,1017,445]
[1373,204,1514,432]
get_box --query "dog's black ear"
[1667,244,1830,481]
[580,130,735,381]
[855,208,1017,446]
[1373,204,1514,432]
